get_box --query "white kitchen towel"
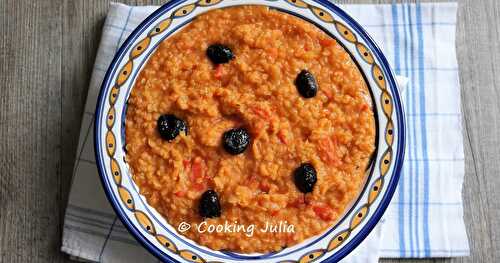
[61,2,468,262]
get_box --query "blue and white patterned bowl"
[94,0,405,262]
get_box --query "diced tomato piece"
[214,64,223,79]
[259,182,271,193]
[269,47,278,58]
[288,197,306,208]
[183,159,191,170]
[313,204,334,221]
[191,157,205,181]
[323,88,333,100]
[247,174,257,183]
[360,103,369,111]
[247,174,259,188]
[277,130,288,144]
[271,210,279,216]
[192,183,206,192]
[252,107,271,120]
[317,137,341,166]
[249,174,257,181]
[174,191,186,197]
[188,157,207,192]
[319,38,334,47]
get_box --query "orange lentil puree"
[125,5,375,253]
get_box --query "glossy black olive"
[206,44,235,64]
[222,128,250,155]
[295,70,318,98]
[157,114,188,141]
[199,190,221,218]
[293,163,317,193]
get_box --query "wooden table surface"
[0,0,499,262]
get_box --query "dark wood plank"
[455,0,500,262]
[0,0,66,262]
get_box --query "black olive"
[199,190,221,218]
[293,163,317,193]
[222,128,250,155]
[295,70,318,98]
[206,44,235,64]
[157,114,188,141]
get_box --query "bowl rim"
[94,0,406,262]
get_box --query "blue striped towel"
[61,2,469,262]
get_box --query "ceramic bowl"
[94,0,405,262]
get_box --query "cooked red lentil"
[125,5,375,253]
